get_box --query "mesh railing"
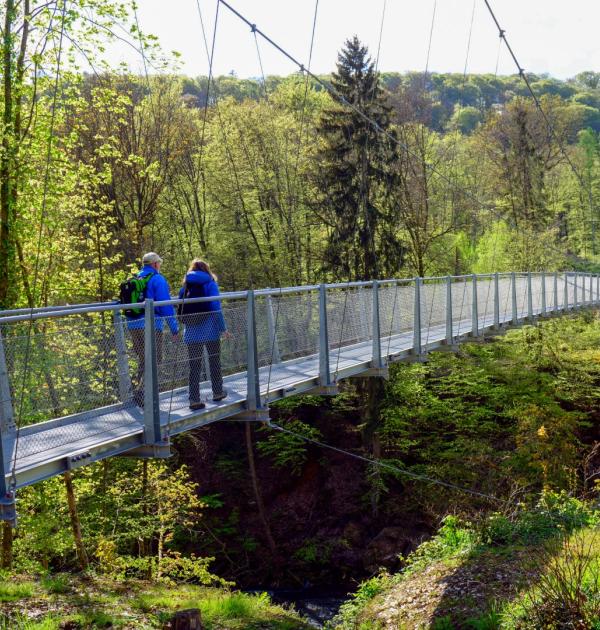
[0,271,598,467]
[0,310,139,465]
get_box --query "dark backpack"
[119,272,155,319]
[178,281,210,318]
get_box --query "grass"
[0,576,310,629]
[0,580,34,602]
[133,585,310,629]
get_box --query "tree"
[0,0,139,309]
[315,36,404,281]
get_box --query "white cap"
[142,252,162,265]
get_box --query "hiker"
[125,252,179,406]
[178,259,228,411]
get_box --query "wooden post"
[63,471,89,571]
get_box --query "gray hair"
[142,252,163,265]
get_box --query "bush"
[483,492,598,546]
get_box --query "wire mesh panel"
[451,277,473,337]
[421,279,447,345]
[514,273,529,319]
[497,274,513,324]
[253,289,321,395]
[0,309,139,464]
[564,272,576,309]
[529,273,543,315]
[544,273,557,312]
[327,285,373,373]
[157,296,248,411]
[379,280,414,355]
[476,275,495,329]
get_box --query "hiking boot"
[189,401,206,411]
[212,390,227,402]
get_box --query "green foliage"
[331,574,392,630]
[482,492,598,546]
[0,580,34,601]
[257,419,323,475]
[403,515,476,575]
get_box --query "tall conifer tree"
[316,36,404,281]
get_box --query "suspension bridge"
[0,271,596,521]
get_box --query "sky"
[116,0,599,80]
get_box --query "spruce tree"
[316,36,404,281]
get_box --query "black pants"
[188,340,223,402]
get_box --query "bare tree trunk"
[0,0,15,308]
[245,423,277,555]
[63,471,89,571]
[1,522,13,569]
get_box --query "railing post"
[413,277,422,355]
[318,284,333,387]
[113,310,132,403]
[511,272,518,323]
[445,276,453,343]
[541,272,546,316]
[246,290,262,411]
[574,272,578,310]
[471,274,479,337]
[143,300,161,444]
[590,273,594,305]
[265,293,281,365]
[527,272,533,321]
[597,274,599,305]
[564,272,569,311]
[494,273,500,329]
[0,330,14,522]
[371,281,383,369]
[553,271,558,313]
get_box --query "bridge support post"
[113,310,132,404]
[316,284,338,395]
[493,273,500,329]
[471,275,479,337]
[541,272,546,316]
[413,278,422,355]
[368,281,388,378]
[244,289,269,416]
[0,329,16,523]
[143,300,161,445]
[265,293,281,365]
[527,272,534,322]
[445,276,453,343]
[511,272,518,324]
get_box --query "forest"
[4,0,600,628]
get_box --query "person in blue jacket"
[127,252,179,406]
[178,259,227,410]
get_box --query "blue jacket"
[126,265,179,334]
[178,271,226,343]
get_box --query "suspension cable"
[424,0,437,75]
[482,0,594,224]
[267,421,502,504]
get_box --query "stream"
[267,588,350,627]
